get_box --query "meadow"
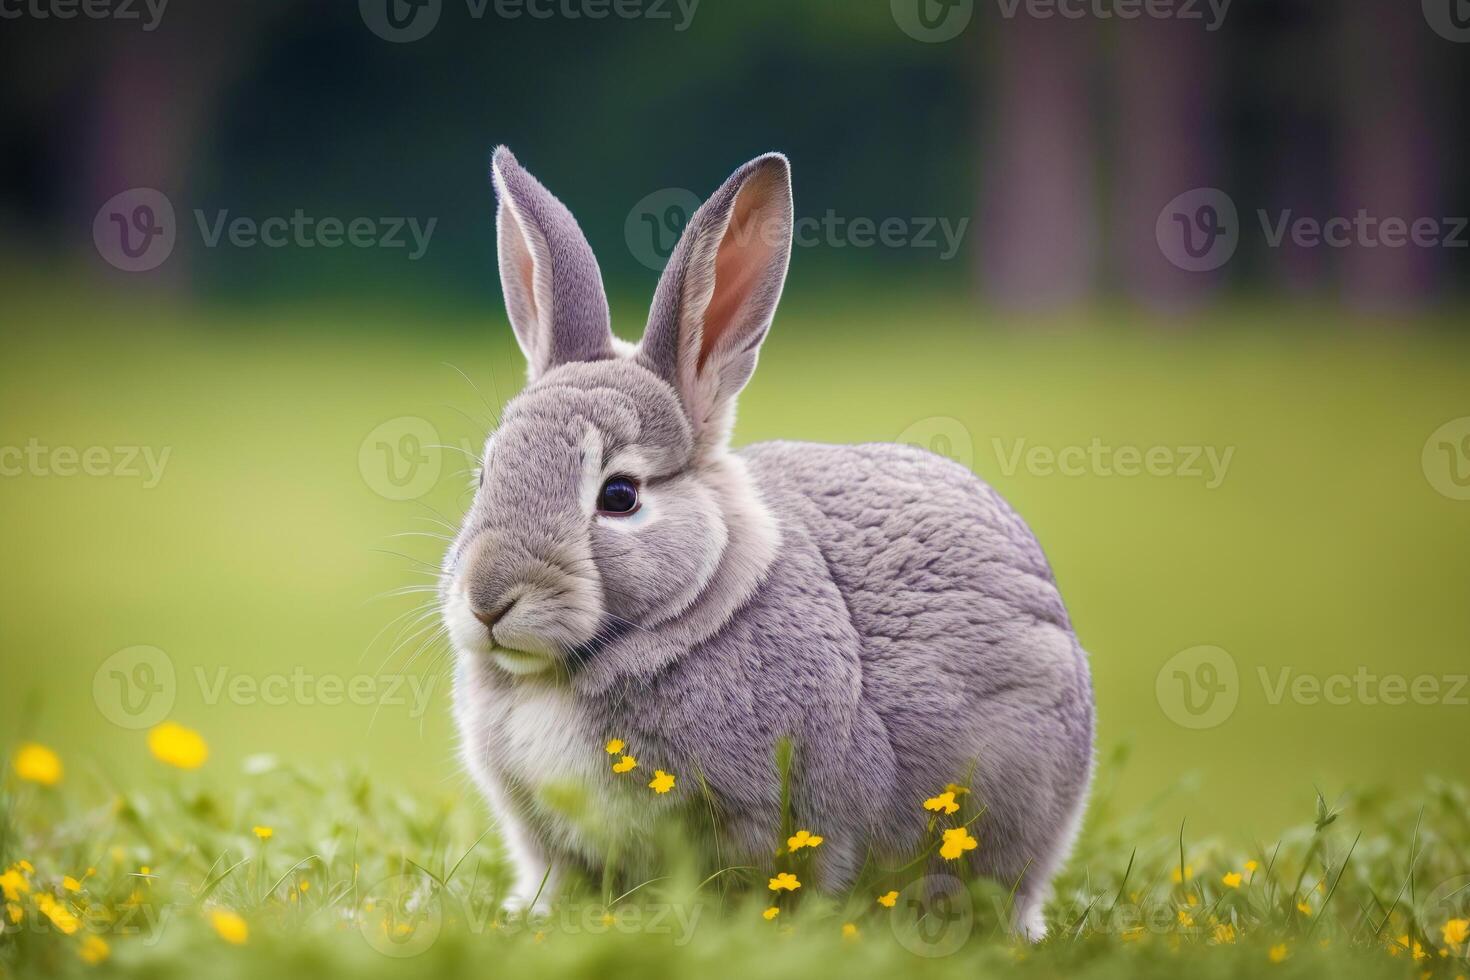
[2,276,1469,976]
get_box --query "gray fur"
[443,151,1095,939]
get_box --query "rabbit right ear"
[636,154,793,455]
[491,147,615,381]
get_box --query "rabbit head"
[442,148,792,679]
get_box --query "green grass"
[2,749,1468,979]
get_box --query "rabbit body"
[443,149,1095,938]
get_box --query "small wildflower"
[1297,900,1312,916]
[5,902,22,924]
[211,908,249,944]
[1171,865,1194,883]
[842,922,859,940]
[1177,908,1194,929]
[944,783,970,796]
[1120,925,1145,942]
[1221,872,1242,889]
[299,880,310,893]
[1445,920,1470,946]
[533,930,546,943]
[923,791,959,816]
[605,739,625,755]
[1212,922,1237,944]
[35,893,80,934]
[939,827,978,860]
[1268,943,1289,963]
[763,907,779,921]
[787,829,824,851]
[648,770,675,794]
[78,935,110,965]
[148,722,209,769]
[768,872,801,892]
[612,755,637,773]
[0,869,30,902]
[252,826,273,840]
[600,912,615,927]
[877,890,899,908]
[12,743,63,786]
[62,876,83,892]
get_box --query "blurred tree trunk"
[978,16,1097,310]
[1333,0,1442,311]
[1110,17,1222,310]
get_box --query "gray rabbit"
[442,148,1094,939]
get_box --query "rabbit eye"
[597,476,639,516]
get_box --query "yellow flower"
[762,907,779,921]
[13,743,63,786]
[923,791,959,816]
[599,912,615,927]
[35,893,80,934]
[62,876,83,892]
[944,783,970,796]
[1268,943,1289,963]
[1444,919,1470,946]
[787,829,824,851]
[1212,922,1236,944]
[877,890,898,908]
[1177,909,1194,928]
[5,902,22,924]
[211,908,249,944]
[17,860,34,873]
[648,770,675,794]
[1244,860,1259,873]
[148,722,209,769]
[768,872,801,892]
[612,755,637,773]
[1221,872,1242,889]
[842,922,859,940]
[78,935,111,965]
[1171,865,1194,883]
[252,826,273,840]
[938,827,978,860]
[1297,900,1312,916]
[0,869,30,901]
[299,880,310,893]
[605,739,625,755]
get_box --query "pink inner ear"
[699,171,782,370]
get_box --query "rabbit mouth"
[489,646,557,676]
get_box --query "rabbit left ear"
[637,153,793,453]
[492,147,615,381]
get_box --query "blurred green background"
[2,0,1468,840]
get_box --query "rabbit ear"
[637,153,793,452]
[492,147,615,380]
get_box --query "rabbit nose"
[472,597,518,632]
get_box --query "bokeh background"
[2,0,1468,838]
